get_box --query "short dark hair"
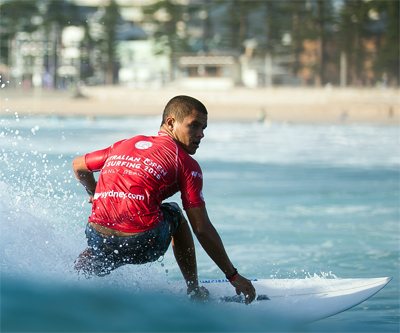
[161,95,208,125]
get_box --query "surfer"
[72,95,256,304]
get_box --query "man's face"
[170,110,207,155]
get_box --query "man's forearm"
[195,224,236,278]
[75,170,97,191]
[186,206,236,278]
[195,223,256,304]
[72,155,97,192]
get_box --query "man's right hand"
[187,285,209,302]
[230,274,256,304]
[185,206,256,304]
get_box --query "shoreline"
[1,86,399,125]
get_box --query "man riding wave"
[72,95,256,303]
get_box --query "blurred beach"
[1,86,399,124]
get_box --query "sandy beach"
[1,86,399,125]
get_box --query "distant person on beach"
[72,95,256,304]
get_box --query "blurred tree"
[313,0,336,86]
[0,0,39,65]
[200,0,213,52]
[262,1,287,86]
[338,0,370,86]
[142,0,191,55]
[219,0,254,53]
[77,17,95,84]
[277,0,312,84]
[370,0,399,86]
[102,0,120,85]
[142,0,192,82]
[287,0,306,77]
[214,0,273,54]
[284,0,336,86]
[314,0,325,86]
[41,0,80,28]
[0,0,83,88]
[252,1,282,56]
[40,0,81,89]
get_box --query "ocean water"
[0,113,399,332]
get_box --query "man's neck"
[160,124,173,138]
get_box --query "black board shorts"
[85,203,182,277]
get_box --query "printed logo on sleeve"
[135,141,153,150]
[191,171,203,179]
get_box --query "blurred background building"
[0,0,398,91]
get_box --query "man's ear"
[165,117,175,131]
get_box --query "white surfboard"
[165,277,392,323]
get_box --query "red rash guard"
[84,132,205,233]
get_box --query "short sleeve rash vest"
[84,132,205,233]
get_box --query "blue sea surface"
[0,114,399,332]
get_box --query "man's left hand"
[230,274,256,305]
